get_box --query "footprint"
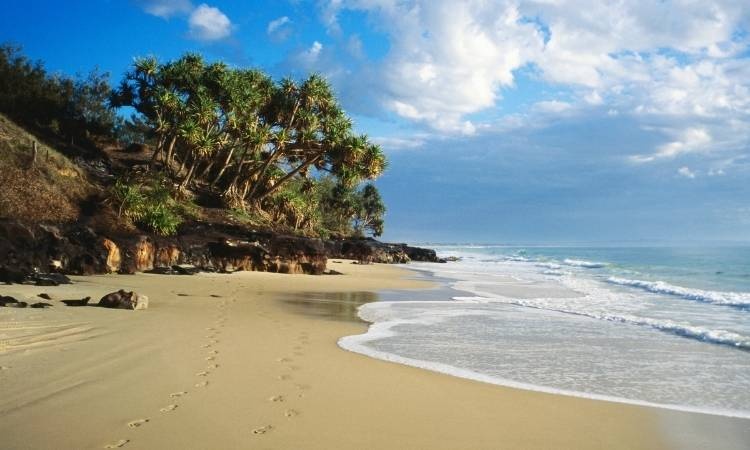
[0,366,10,370]
[277,374,291,381]
[196,371,209,377]
[284,409,299,418]
[160,404,178,412]
[206,363,219,369]
[276,357,291,363]
[170,391,187,398]
[252,425,273,435]
[205,356,216,361]
[294,384,310,390]
[207,350,219,355]
[269,395,284,403]
[195,381,209,388]
[293,351,304,356]
[205,327,216,331]
[127,418,149,428]
[201,344,213,348]
[287,365,301,371]
[104,439,129,448]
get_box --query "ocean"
[339,245,750,418]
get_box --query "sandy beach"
[0,261,747,450]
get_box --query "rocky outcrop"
[0,219,441,282]
[0,219,328,281]
[323,237,444,264]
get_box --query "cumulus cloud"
[188,4,232,41]
[319,0,750,164]
[137,0,193,18]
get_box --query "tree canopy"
[111,53,388,237]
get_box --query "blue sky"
[2,1,749,243]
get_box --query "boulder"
[98,290,149,310]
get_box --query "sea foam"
[607,276,750,308]
[562,258,607,268]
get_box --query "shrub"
[110,174,184,236]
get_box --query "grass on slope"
[0,114,95,223]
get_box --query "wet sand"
[0,261,746,449]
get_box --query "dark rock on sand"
[29,273,72,286]
[98,290,149,310]
[145,265,198,275]
[38,293,53,300]
[62,297,91,307]
[30,302,53,308]
[0,295,20,306]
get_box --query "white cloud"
[188,4,232,41]
[533,100,572,114]
[631,127,712,163]
[267,16,290,34]
[267,16,292,41]
[677,166,696,179]
[138,0,193,18]
[319,0,750,158]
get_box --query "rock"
[172,265,198,275]
[38,293,53,300]
[325,269,343,275]
[9,301,28,308]
[62,297,91,307]
[133,237,155,272]
[30,302,52,308]
[155,245,180,268]
[0,267,26,284]
[30,273,72,286]
[145,265,197,276]
[0,295,20,306]
[323,238,442,264]
[98,290,149,310]
[101,238,121,273]
[120,236,156,274]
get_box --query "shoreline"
[0,261,746,449]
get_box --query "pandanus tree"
[111,53,387,234]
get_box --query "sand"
[0,261,747,450]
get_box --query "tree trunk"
[254,153,323,202]
[179,157,199,190]
[164,135,178,173]
[210,147,235,188]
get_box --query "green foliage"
[0,43,116,146]
[111,54,388,216]
[354,184,386,237]
[110,174,184,236]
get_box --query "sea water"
[339,245,750,418]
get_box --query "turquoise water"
[484,245,750,293]
[339,245,750,418]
